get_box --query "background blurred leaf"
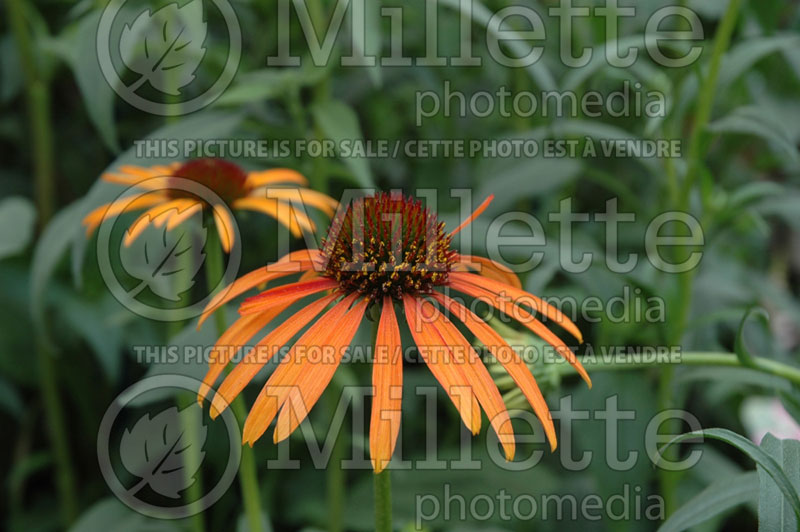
[0,196,36,259]
[312,99,374,187]
[47,11,120,152]
[68,498,178,532]
[709,106,799,164]
[30,199,87,343]
[657,471,758,532]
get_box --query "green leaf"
[758,434,800,531]
[31,199,88,346]
[0,196,36,259]
[48,11,120,152]
[709,106,799,164]
[734,306,769,368]
[439,0,555,91]
[215,64,328,106]
[312,100,374,187]
[657,471,759,532]
[68,498,178,532]
[476,156,582,213]
[658,428,800,521]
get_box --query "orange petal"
[431,292,557,451]
[264,188,338,217]
[198,254,317,327]
[246,168,309,188]
[450,278,590,388]
[82,193,166,236]
[402,295,480,435]
[425,299,516,460]
[209,293,338,417]
[211,204,235,253]
[232,197,313,237]
[450,195,493,236]
[239,278,338,316]
[370,297,404,472]
[455,254,522,290]
[273,298,367,442]
[450,271,583,343]
[242,293,357,444]
[198,303,290,405]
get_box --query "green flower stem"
[326,382,345,532]
[177,393,207,532]
[7,0,75,525]
[660,0,742,514]
[204,228,263,532]
[374,469,392,532]
[497,352,800,391]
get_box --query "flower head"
[199,193,590,472]
[82,158,337,252]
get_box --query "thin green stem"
[373,469,392,532]
[326,383,345,532]
[497,352,800,390]
[177,392,207,532]
[659,0,742,514]
[204,228,263,532]
[35,339,78,525]
[8,0,75,525]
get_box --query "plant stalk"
[374,469,392,532]
[204,228,263,532]
[8,0,76,525]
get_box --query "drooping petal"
[450,277,590,387]
[262,188,338,217]
[198,302,291,404]
[246,168,309,188]
[122,199,195,246]
[450,271,583,343]
[209,293,338,417]
[369,297,403,472]
[242,294,358,444]
[455,254,522,290]
[82,192,167,235]
[431,292,557,450]
[211,203,235,253]
[198,252,319,327]
[232,197,316,237]
[239,278,339,316]
[166,200,203,230]
[273,298,368,442]
[402,295,481,435]
[424,298,516,460]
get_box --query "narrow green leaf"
[657,471,758,532]
[658,428,800,520]
[758,434,800,531]
[312,100,374,187]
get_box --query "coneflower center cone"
[170,158,249,203]
[320,193,457,301]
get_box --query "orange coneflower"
[198,193,591,472]
[82,158,337,251]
